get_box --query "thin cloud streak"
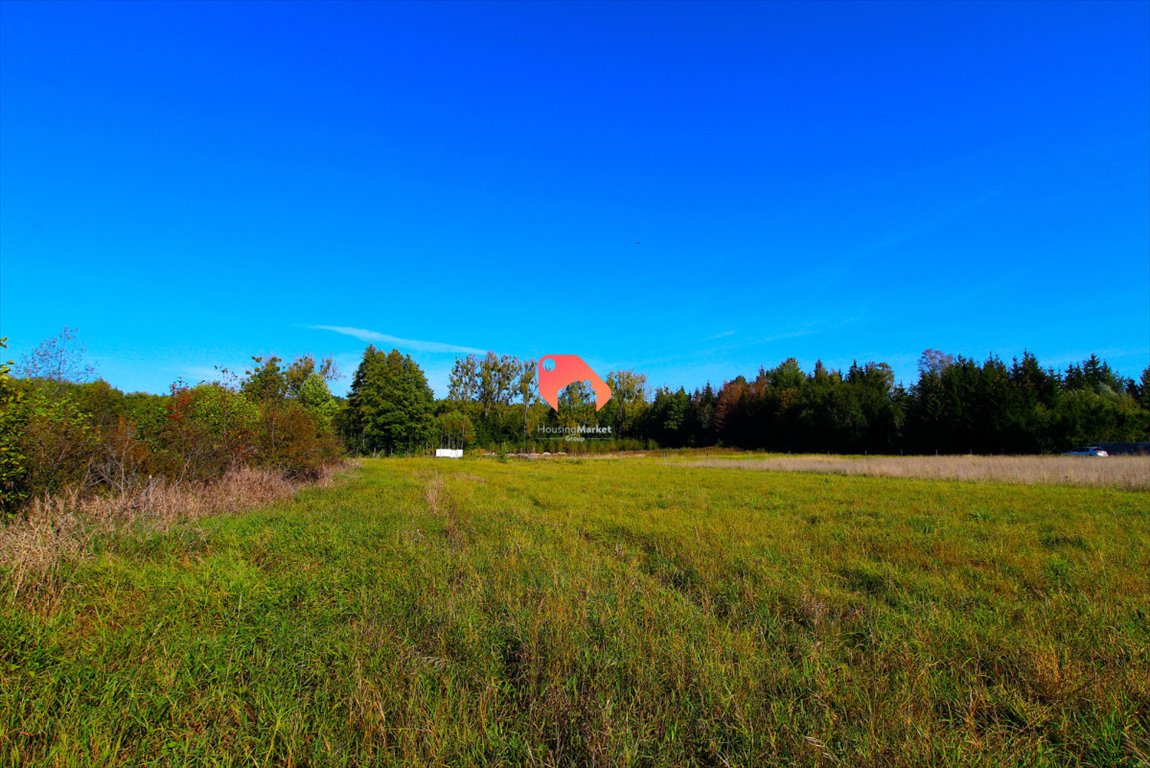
[310,325,486,355]
[767,187,1006,296]
[604,322,836,372]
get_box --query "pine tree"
[345,346,434,455]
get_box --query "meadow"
[1,456,1147,766]
[686,453,1150,490]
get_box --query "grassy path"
[2,458,1148,766]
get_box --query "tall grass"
[0,464,346,602]
[0,457,1146,766]
[689,453,1150,489]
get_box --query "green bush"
[17,383,98,497]
[122,392,170,451]
[189,383,261,465]
[0,341,29,516]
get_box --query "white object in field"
[435,448,463,459]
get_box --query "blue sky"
[1,0,1147,397]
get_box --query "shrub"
[17,383,98,497]
[0,340,29,517]
[122,392,170,452]
[155,384,236,481]
[255,400,341,479]
[1,343,347,516]
[188,383,261,466]
[89,416,153,495]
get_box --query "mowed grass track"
[1,458,1148,767]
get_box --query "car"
[1063,446,1109,457]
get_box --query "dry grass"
[689,453,1150,489]
[0,463,348,601]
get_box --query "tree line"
[643,351,1149,454]
[3,330,1147,518]
[340,346,1150,456]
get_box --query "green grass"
[2,457,1148,766]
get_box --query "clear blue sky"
[2,0,1147,396]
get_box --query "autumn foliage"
[1,348,343,518]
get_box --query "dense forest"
[423,348,1150,455]
[2,329,1148,517]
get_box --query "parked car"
[1063,446,1110,457]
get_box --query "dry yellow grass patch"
[689,454,1150,489]
[0,464,347,600]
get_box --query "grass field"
[1,457,1148,766]
[686,453,1150,490]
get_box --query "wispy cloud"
[310,325,486,355]
[746,328,820,346]
[773,187,1006,294]
[715,318,854,354]
[604,322,837,372]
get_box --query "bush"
[256,400,342,479]
[17,383,98,497]
[0,342,348,520]
[154,384,262,481]
[0,341,29,517]
[122,392,170,452]
[188,383,261,466]
[90,416,153,494]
